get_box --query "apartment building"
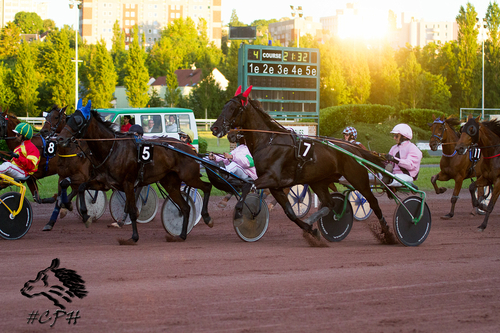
[0,0,48,28]
[268,16,323,46]
[79,0,221,49]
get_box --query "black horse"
[211,86,394,245]
[57,106,213,244]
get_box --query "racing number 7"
[302,142,311,157]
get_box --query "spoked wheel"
[137,186,159,223]
[347,190,373,221]
[476,185,492,215]
[318,192,353,242]
[234,193,269,242]
[76,190,107,221]
[287,184,311,218]
[0,192,32,240]
[181,186,202,225]
[109,190,143,224]
[393,196,432,247]
[161,192,197,237]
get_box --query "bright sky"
[46,0,490,30]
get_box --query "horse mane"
[90,109,123,135]
[444,117,461,137]
[482,118,500,138]
[53,267,88,299]
[247,98,291,133]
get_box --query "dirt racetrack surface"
[2,189,500,332]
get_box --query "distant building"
[0,0,48,28]
[79,0,222,50]
[268,16,323,46]
[114,67,228,108]
[391,13,458,48]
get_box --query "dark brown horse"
[57,107,213,244]
[455,115,500,231]
[0,109,57,204]
[211,87,394,245]
[428,115,482,219]
[39,106,94,230]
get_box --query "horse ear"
[432,114,436,121]
[242,85,253,98]
[475,115,481,122]
[427,122,433,127]
[234,86,242,96]
[61,106,68,114]
[49,258,60,269]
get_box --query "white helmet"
[390,123,413,140]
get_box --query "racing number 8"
[47,142,55,155]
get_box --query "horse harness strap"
[294,136,315,181]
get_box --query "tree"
[14,12,43,34]
[164,69,181,107]
[319,38,349,107]
[124,26,150,108]
[0,63,15,109]
[220,40,240,100]
[229,9,245,26]
[399,51,424,109]
[84,40,117,109]
[38,29,74,112]
[341,43,371,104]
[456,3,481,108]
[368,43,400,107]
[484,2,500,108]
[12,42,39,116]
[0,22,22,59]
[148,88,163,107]
[42,19,56,32]
[186,71,226,119]
[111,21,127,86]
[420,72,452,112]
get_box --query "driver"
[384,123,422,186]
[342,126,367,150]
[0,123,40,179]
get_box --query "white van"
[97,107,199,150]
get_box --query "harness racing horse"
[211,86,394,245]
[428,115,482,219]
[455,115,500,231]
[0,108,57,204]
[39,106,94,231]
[57,107,213,244]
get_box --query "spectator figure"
[166,115,178,133]
[121,115,132,132]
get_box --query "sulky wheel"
[137,186,159,223]
[161,192,197,237]
[393,196,432,247]
[318,192,354,242]
[348,190,373,221]
[0,192,32,240]
[109,190,143,224]
[287,184,312,218]
[234,193,269,242]
[76,190,107,221]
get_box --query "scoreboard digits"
[239,45,320,120]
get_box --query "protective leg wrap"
[50,205,61,222]
[451,195,459,204]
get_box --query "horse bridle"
[43,109,65,138]
[64,109,92,142]
[461,118,480,145]
[431,118,446,144]
[220,97,246,135]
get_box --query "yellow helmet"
[179,128,194,143]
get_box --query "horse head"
[0,108,8,139]
[456,115,480,155]
[428,115,446,151]
[20,258,87,310]
[211,86,252,138]
[57,100,92,147]
[40,105,68,138]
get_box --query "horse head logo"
[20,258,88,309]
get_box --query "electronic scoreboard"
[238,44,320,120]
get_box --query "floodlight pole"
[70,0,83,111]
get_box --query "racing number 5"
[141,146,151,161]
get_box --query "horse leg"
[117,183,140,245]
[161,176,191,241]
[441,178,463,219]
[268,188,317,233]
[43,186,62,231]
[476,181,500,231]
[58,178,72,219]
[233,182,253,226]
[431,172,448,194]
[183,177,213,228]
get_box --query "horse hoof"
[477,227,485,232]
[233,217,244,228]
[85,218,93,228]
[477,209,486,215]
[302,229,328,248]
[205,218,214,228]
[440,214,453,220]
[42,224,53,231]
[59,208,68,219]
[165,234,185,242]
[118,238,137,245]
[107,222,122,228]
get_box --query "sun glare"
[337,10,388,40]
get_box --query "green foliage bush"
[0,140,8,152]
[319,104,396,136]
[399,108,448,131]
[198,137,208,153]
